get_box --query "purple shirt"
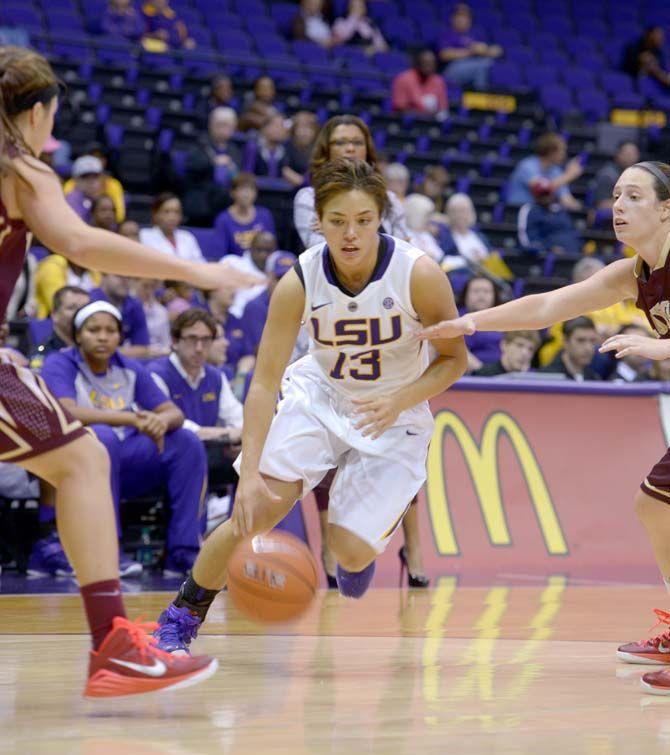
[42,347,166,411]
[65,189,93,224]
[438,28,477,51]
[89,288,150,347]
[222,312,254,379]
[214,206,276,257]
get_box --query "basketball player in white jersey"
[153,158,467,653]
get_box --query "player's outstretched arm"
[417,257,638,341]
[353,256,467,438]
[13,156,262,292]
[232,269,305,535]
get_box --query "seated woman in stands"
[41,301,207,578]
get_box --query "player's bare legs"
[21,434,118,586]
[327,525,377,598]
[634,490,670,578]
[22,433,218,696]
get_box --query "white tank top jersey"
[295,233,430,399]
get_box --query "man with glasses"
[150,309,243,524]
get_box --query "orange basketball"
[227,531,319,623]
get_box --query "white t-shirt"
[451,229,490,263]
[139,226,204,263]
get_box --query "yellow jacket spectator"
[35,255,101,318]
[63,143,125,223]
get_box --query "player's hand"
[352,396,402,439]
[415,315,476,341]
[0,347,28,367]
[134,410,168,452]
[187,262,265,295]
[600,333,668,361]
[231,473,282,537]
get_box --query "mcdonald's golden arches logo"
[426,410,567,557]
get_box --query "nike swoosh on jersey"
[406,430,419,436]
[311,302,331,311]
[109,657,167,676]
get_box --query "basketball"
[227,532,319,623]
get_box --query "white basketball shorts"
[234,355,434,553]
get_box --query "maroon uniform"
[0,183,85,462]
[635,242,670,502]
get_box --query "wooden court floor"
[4,580,670,754]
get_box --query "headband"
[73,301,123,332]
[635,161,670,197]
[4,83,62,116]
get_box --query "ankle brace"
[174,576,219,621]
[336,561,376,599]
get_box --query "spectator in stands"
[102,0,144,42]
[403,194,444,262]
[30,286,90,372]
[517,179,582,254]
[332,0,388,55]
[90,274,155,359]
[35,254,100,318]
[441,193,492,264]
[458,275,502,371]
[90,195,118,233]
[238,76,278,133]
[64,143,125,223]
[65,156,104,224]
[41,301,207,577]
[205,74,237,114]
[608,324,653,382]
[294,114,410,248]
[283,111,319,187]
[474,330,540,376]
[214,173,276,257]
[239,251,298,354]
[623,26,670,89]
[119,218,140,240]
[206,287,255,383]
[140,193,205,263]
[221,230,277,318]
[383,163,410,201]
[133,279,171,353]
[392,49,448,116]
[591,140,640,221]
[243,112,290,179]
[537,317,601,381]
[141,0,195,50]
[182,107,241,226]
[413,164,450,212]
[507,132,583,210]
[437,3,502,91]
[292,0,335,49]
[150,308,243,443]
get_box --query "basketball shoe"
[617,609,670,664]
[84,616,216,698]
[641,669,670,695]
[153,604,202,655]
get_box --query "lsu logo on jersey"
[309,315,402,381]
[310,315,402,347]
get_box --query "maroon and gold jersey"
[635,237,670,338]
[0,184,30,322]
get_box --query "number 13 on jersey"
[330,349,381,381]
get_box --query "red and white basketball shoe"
[617,609,670,665]
[84,616,218,698]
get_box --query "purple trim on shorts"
[452,376,667,397]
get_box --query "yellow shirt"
[35,255,101,318]
[63,175,125,223]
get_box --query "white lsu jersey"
[297,233,430,399]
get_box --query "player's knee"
[327,525,375,572]
[250,498,295,534]
[53,433,110,485]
